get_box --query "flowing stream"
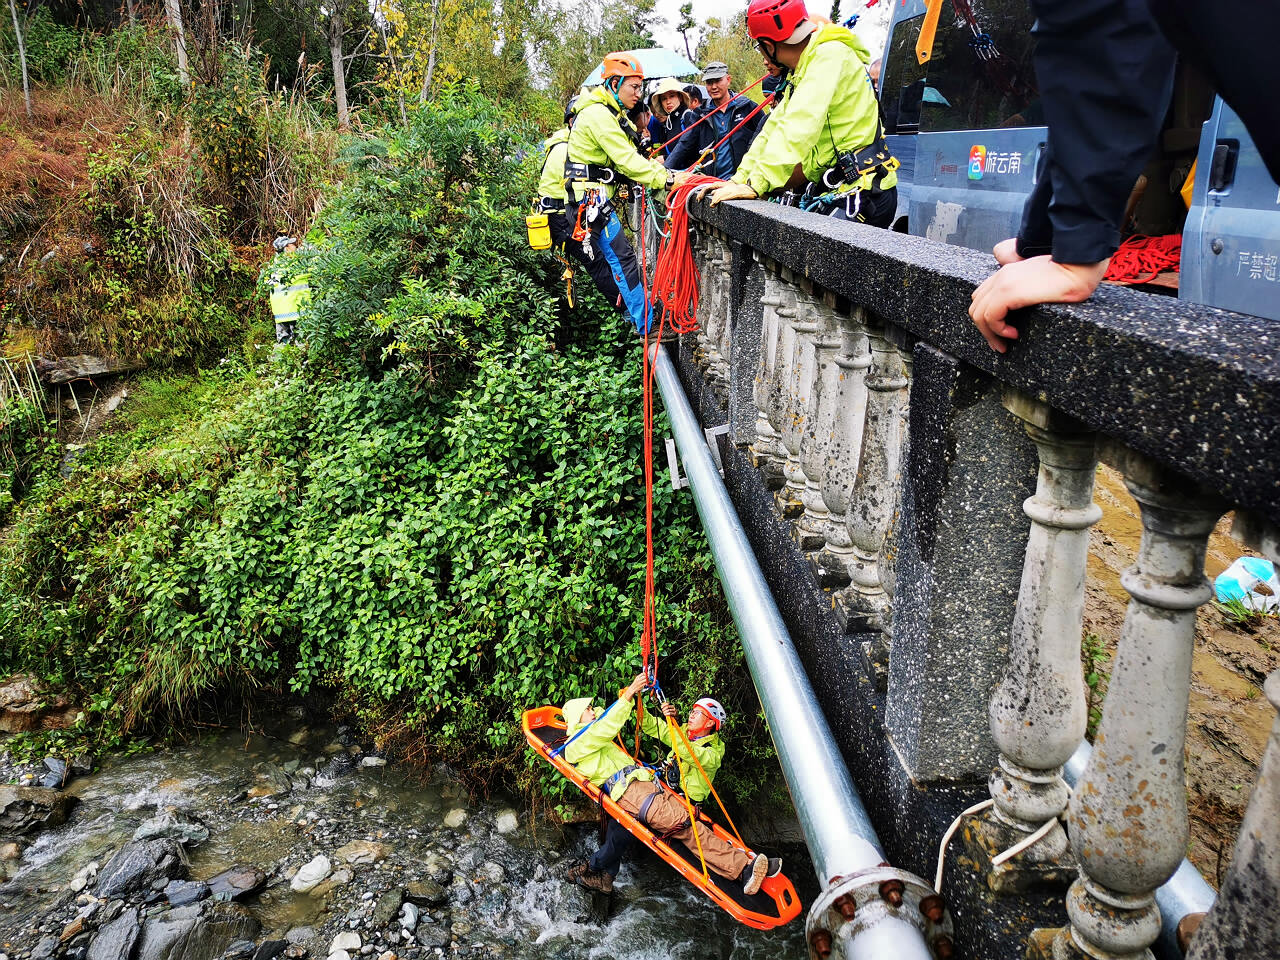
[0,720,813,959]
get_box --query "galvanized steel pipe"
[653,344,937,960]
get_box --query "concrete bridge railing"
[652,196,1280,960]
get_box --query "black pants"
[588,817,637,878]
[826,185,898,228]
[545,202,623,307]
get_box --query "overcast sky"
[647,0,892,61]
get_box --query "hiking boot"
[741,853,768,896]
[578,868,614,894]
[766,857,783,878]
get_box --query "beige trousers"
[618,780,750,880]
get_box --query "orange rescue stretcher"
[522,704,802,930]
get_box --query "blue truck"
[876,0,1280,319]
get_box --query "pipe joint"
[806,866,952,960]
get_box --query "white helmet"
[693,697,726,729]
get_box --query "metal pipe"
[653,344,936,960]
[1065,742,1215,958]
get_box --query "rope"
[551,698,620,759]
[1103,233,1182,285]
[934,794,1071,891]
[669,719,746,847]
[689,93,776,175]
[650,175,725,333]
[666,713,710,881]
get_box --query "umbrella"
[582,48,701,87]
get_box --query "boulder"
[398,902,420,930]
[494,809,519,835]
[442,809,467,829]
[206,866,265,902]
[330,932,361,951]
[0,840,23,860]
[40,757,69,789]
[97,839,186,900]
[370,888,402,928]
[222,941,255,959]
[333,840,390,866]
[251,943,288,960]
[0,674,79,733]
[38,355,143,385]
[248,762,292,800]
[0,785,77,836]
[87,907,140,960]
[163,880,210,907]
[133,901,259,960]
[133,811,209,847]
[404,878,449,908]
[289,854,331,893]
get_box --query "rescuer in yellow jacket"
[640,696,726,805]
[705,0,898,227]
[566,54,692,333]
[560,674,776,895]
[268,234,310,344]
[535,99,618,304]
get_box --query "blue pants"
[589,817,637,878]
[576,204,650,334]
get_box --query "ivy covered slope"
[0,86,770,801]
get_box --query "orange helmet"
[601,52,644,82]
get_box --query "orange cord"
[1103,233,1181,285]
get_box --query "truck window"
[881,1,1040,135]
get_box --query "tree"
[697,14,765,102]
[676,1,695,60]
[163,0,191,87]
[328,3,348,126]
[6,0,30,117]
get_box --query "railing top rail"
[690,197,1280,519]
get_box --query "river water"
[0,721,812,958]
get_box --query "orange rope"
[669,720,745,847]
[649,73,769,158]
[651,175,725,333]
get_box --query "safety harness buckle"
[565,160,617,184]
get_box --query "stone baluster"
[976,395,1099,889]
[836,318,908,632]
[702,238,731,393]
[794,292,844,553]
[1056,455,1221,960]
[692,230,714,368]
[761,270,799,491]
[712,244,735,391]
[750,270,787,489]
[1184,669,1280,959]
[812,305,872,588]
[776,281,821,519]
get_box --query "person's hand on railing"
[669,170,694,190]
[969,243,1108,354]
[700,182,757,206]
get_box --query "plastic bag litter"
[1213,557,1279,613]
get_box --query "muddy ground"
[1084,465,1279,887]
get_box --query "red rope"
[650,176,725,334]
[689,94,776,173]
[1103,233,1182,285]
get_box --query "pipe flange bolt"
[805,866,954,960]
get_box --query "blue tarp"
[582,48,700,87]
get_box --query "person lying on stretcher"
[561,673,782,894]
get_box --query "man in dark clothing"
[666,63,765,178]
[970,0,1280,353]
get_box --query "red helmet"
[746,0,811,43]
[601,52,644,82]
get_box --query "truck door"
[1181,99,1280,320]
[880,0,1042,250]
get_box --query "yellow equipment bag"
[526,212,552,250]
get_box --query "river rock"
[359,756,386,768]
[207,865,266,901]
[330,932,361,951]
[133,901,259,960]
[163,880,210,906]
[404,878,448,908]
[249,761,293,799]
[0,674,79,732]
[251,943,287,960]
[476,861,504,885]
[398,902,419,930]
[97,839,186,900]
[134,811,210,847]
[494,809,519,835]
[41,756,69,789]
[328,952,350,960]
[552,883,597,924]
[0,841,21,860]
[222,941,256,959]
[31,937,59,960]
[86,906,140,960]
[333,839,390,865]
[290,854,331,893]
[0,785,78,836]
[284,926,314,944]
[370,888,402,928]
[442,809,467,829]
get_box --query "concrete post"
[972,392,1099,891]
[835,317,908,633]
[749,268,788,489]
[795,292,844,554]
[777,280,820,520]
[1184,670,1280,960]
[812,305,871,589]
[1056,455,1221,960]
[884,344,1037,783]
